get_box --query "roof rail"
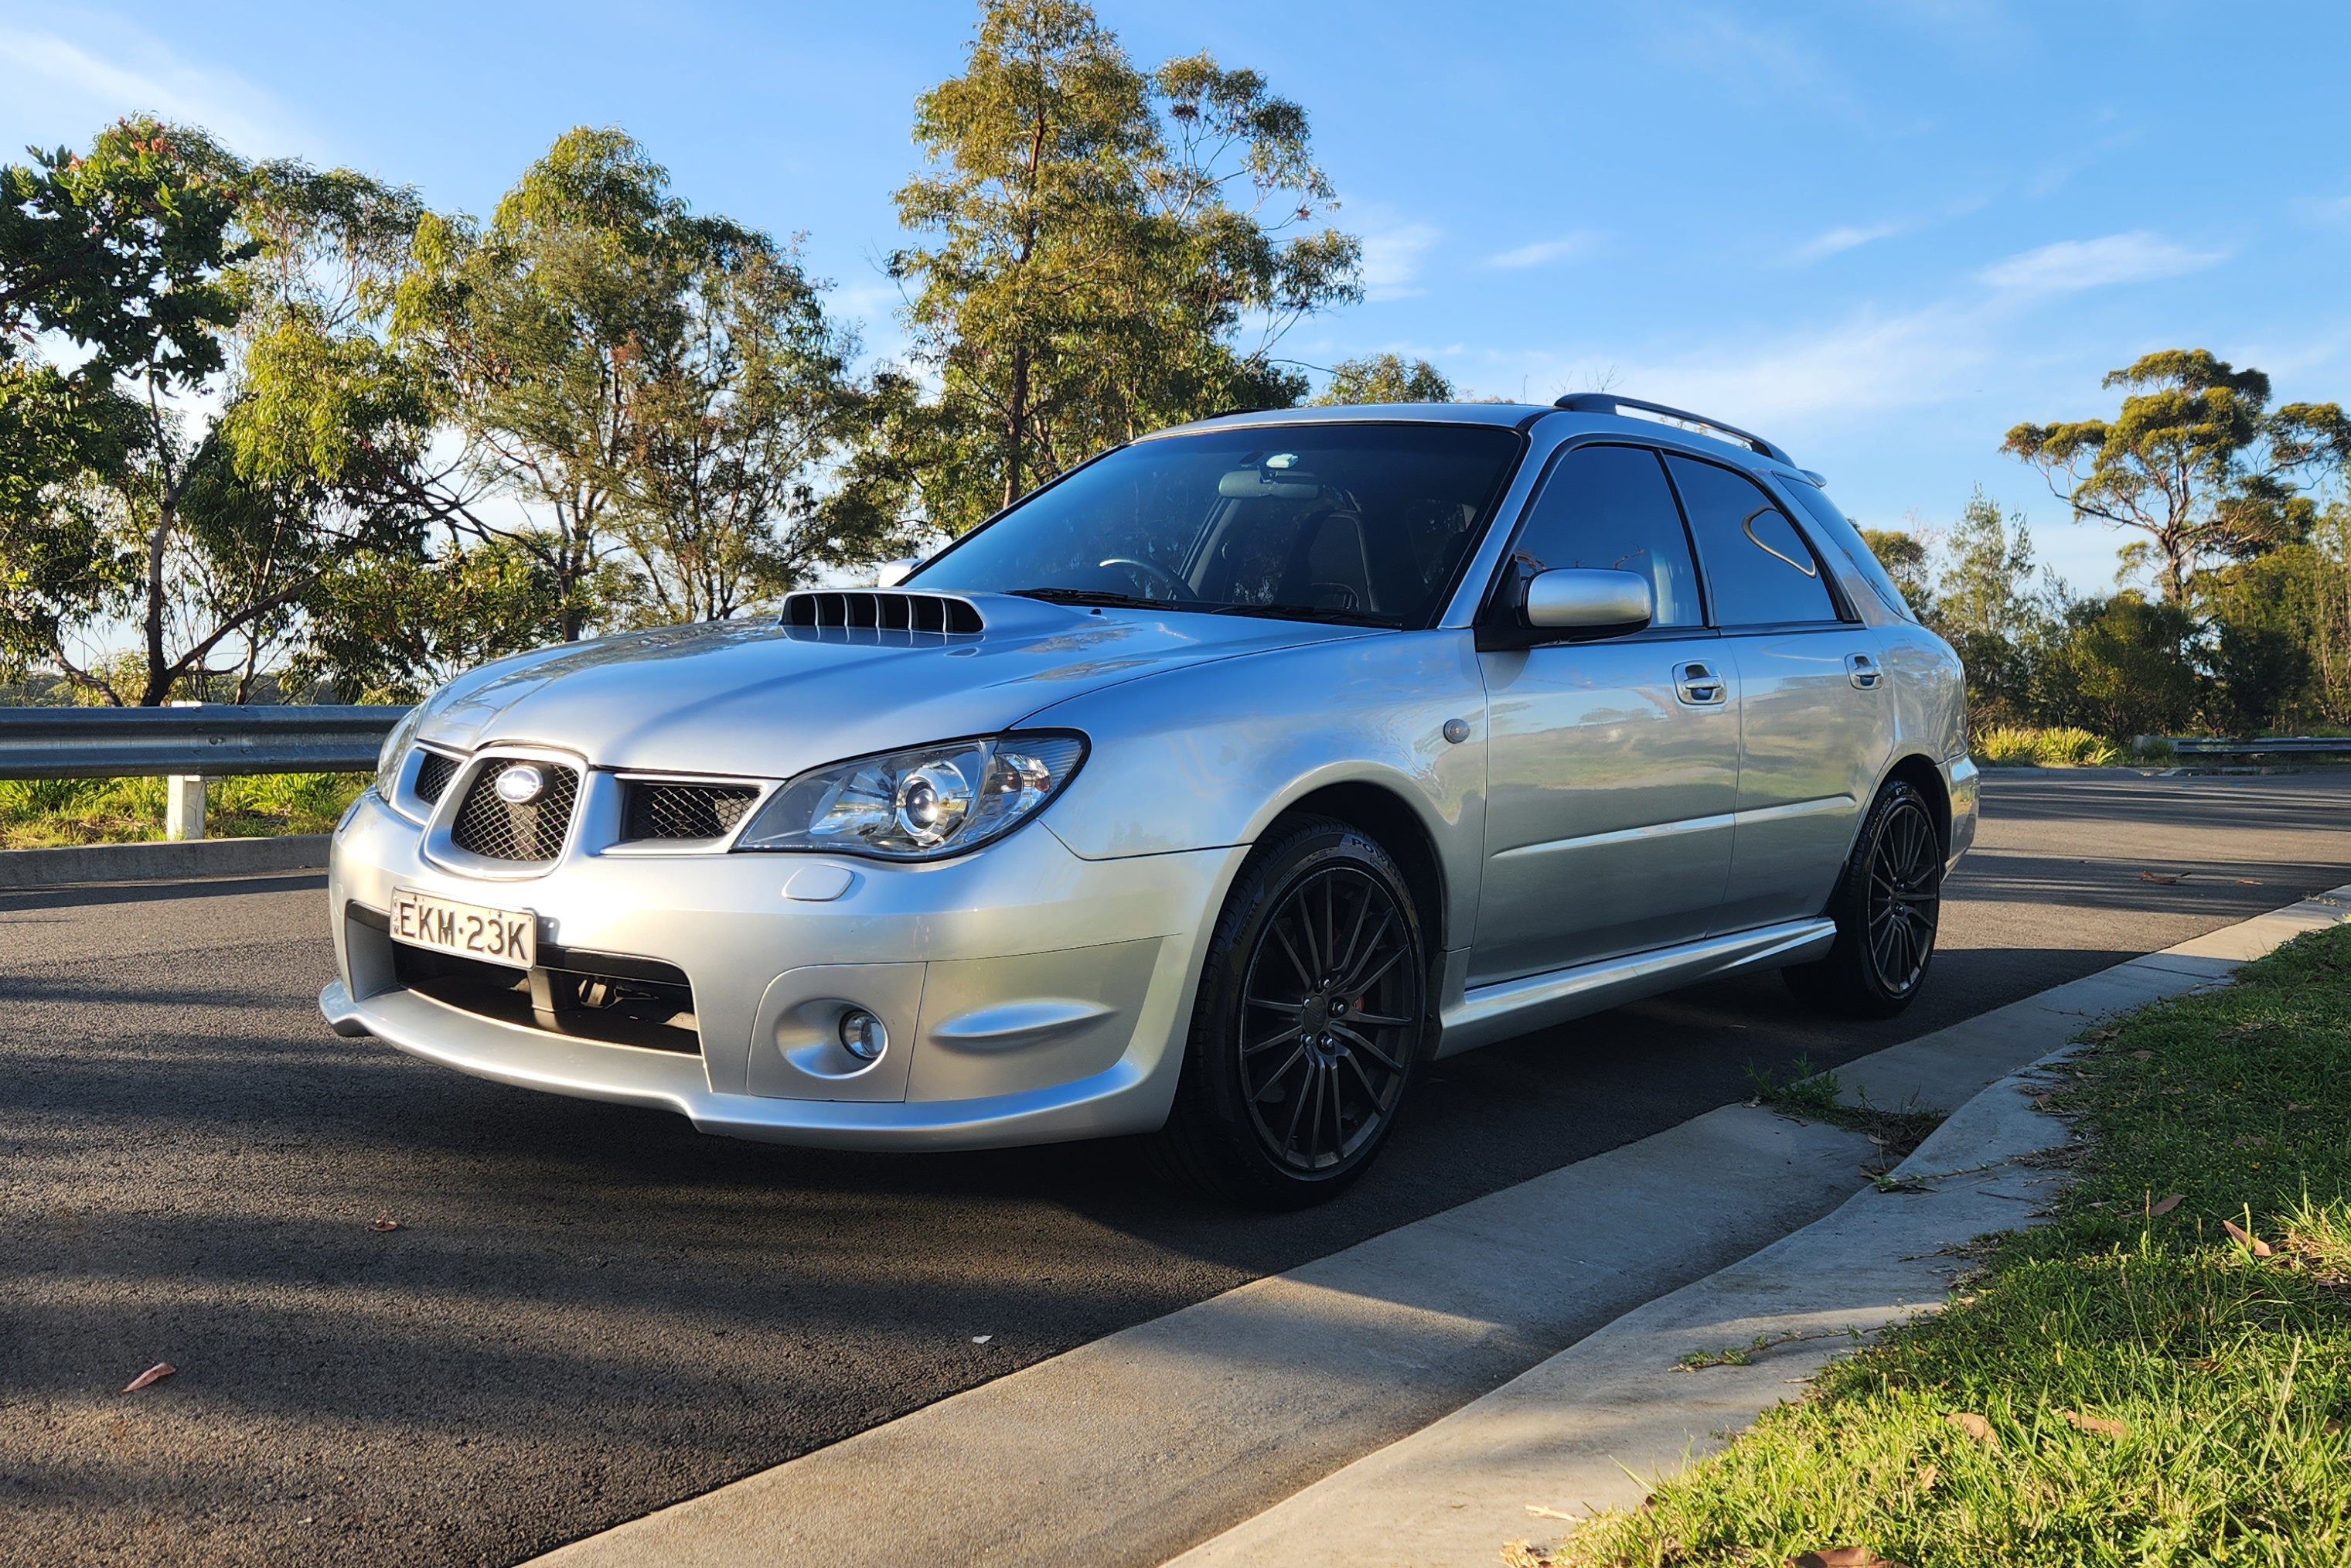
[1551,393,1791,463]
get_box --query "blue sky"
[7,0,2348,591]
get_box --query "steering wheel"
[1098,557,1198,601]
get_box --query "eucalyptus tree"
[396,128,865,637]
[1312,353,1453,405]
[2004,349,2351,603]
[868,0,1361,536]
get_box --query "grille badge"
[495,764,547,805]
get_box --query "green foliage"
[0,770,362,846]
[2034,594,2203,741]
[864,0,1362,535]
[1972,725,2121,767]
[2005,349,2351,602]
[1543,924,2351,1566]
[1313,353,1451,405]
[1859,528,1931,621]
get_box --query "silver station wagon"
[322,394,1976,1205]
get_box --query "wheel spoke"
[1252,1042,1307,1099]
[1273,922,1315,990]
[1339,932,1405,996]
[1336,882,1373,979]
[1245,1024,1303,1056]
[1344,1011,1412,1028]
[1344,1052,1385,1108]
[1283,1059,1316,1150]
[1330,1021,1403,1074]
[1247,994,1303,1014]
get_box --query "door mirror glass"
[1523,568,1654,634]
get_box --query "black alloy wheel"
[1784,779,1943,1018]
[1153,816,1429,1206]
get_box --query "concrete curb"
[1167,886,2351,1567]
[525,886,2351,1568]
[0,833,330,890]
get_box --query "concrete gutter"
[0,833,329,890]
[1167,885,2351,1566]
[527,886,2351,1568]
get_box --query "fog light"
[838,1007,888,1062]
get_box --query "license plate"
[390,887,537,970]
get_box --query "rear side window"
[1508,445,1702,627]
[1779,478,1919,622]
[1664,455,1839,628]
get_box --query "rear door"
[1472,444,1740,985]
[1663,454,1892,932]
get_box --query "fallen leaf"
[1865,1133,1888,1147]
[1525,1505,1579,1521]
[1946,1411,1998,1447]
[2150,1194,2184,1217]
[371,1218,400,1232]
[1915,1463,1939,1491]
[2030,1093,2053,1109]
[1789,1550,1906,1568]
[2130,1049,2154,1060]
[2062,1409,2127,1439]
[2233,1135,2267,1148]
[971,1335,993,1345]
[2234,877,2261,885]
[2223,1219,2274,1257]
[2085,1028,2118,1042]
[2142,871,2182,885]
[122,1362,175,1392]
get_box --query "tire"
[1783,779,1943,1019]
[1151,816,1431,1208]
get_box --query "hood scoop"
[782,588,986,636]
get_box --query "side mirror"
[1522,568,1654,636]
[874,558,919,588]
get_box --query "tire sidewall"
[1842,779,1941,1007]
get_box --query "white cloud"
[1486,231,1600,270]
[1976,231,2227,295]
[0,19,308,159]
[1790,223,1898,264]
[1359,222,1441,302]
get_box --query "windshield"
[907,423,1524,627]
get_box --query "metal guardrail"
[0,704,411,780]
[2166,736,2351,758]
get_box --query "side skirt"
[1433,918,1837,1058]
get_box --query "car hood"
[415,594,1376,779]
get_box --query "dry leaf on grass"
[2149,1193,2184,1217]
[2141,871,2182,885]
[2224,1219,2275,1257]
[1789,1549,1907,1568]
[371,1218,400,1232]
[2233,1135,2267,1147]
[122,1362,175,1392]
[2061,1409,2127,1438]
[2129,1049,2154,1059]
[1915,1463,1939,1491]
[1946,1410,1998,1447]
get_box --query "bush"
[1973,726,2121,767]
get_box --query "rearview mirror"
[1522,568,1653,635]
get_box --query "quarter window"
[1509,445,1702,628]
[1664,455,1838,627]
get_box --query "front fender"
[1021,629,1487,945]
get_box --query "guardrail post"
[163,700,205,840]
[165,774,207,840]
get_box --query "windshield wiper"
[1210,602,1402,629]
[1009,587,1197,611]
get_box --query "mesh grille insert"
[414,752,459,806]
[622,782,761,842]
[449,760,579,862]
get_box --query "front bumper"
[322,789,1245,1150]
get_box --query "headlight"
[374,704,428,808]
[734,732,1087,861]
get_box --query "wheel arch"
[1880,750,1952,861]
[1266,779,1452,957]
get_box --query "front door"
[1472,444,1740,987]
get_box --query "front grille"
[449,759,580,862]
[389,935,701,1055]
[414,751,459,805]
[622,782,760,841]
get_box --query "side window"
[1509,445,1702,628]
[1664,455,1838,627]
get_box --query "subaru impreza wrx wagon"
[321,394,1976,1205]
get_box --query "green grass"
[0,772,366,848]
[1528,924,2351,1566]
[1974,725,2125,768]
[1744,1053,1945,1173]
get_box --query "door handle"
[1846,652,1884,690]
[1673,660,1726,706]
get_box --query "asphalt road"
[5,769,2349,1568]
